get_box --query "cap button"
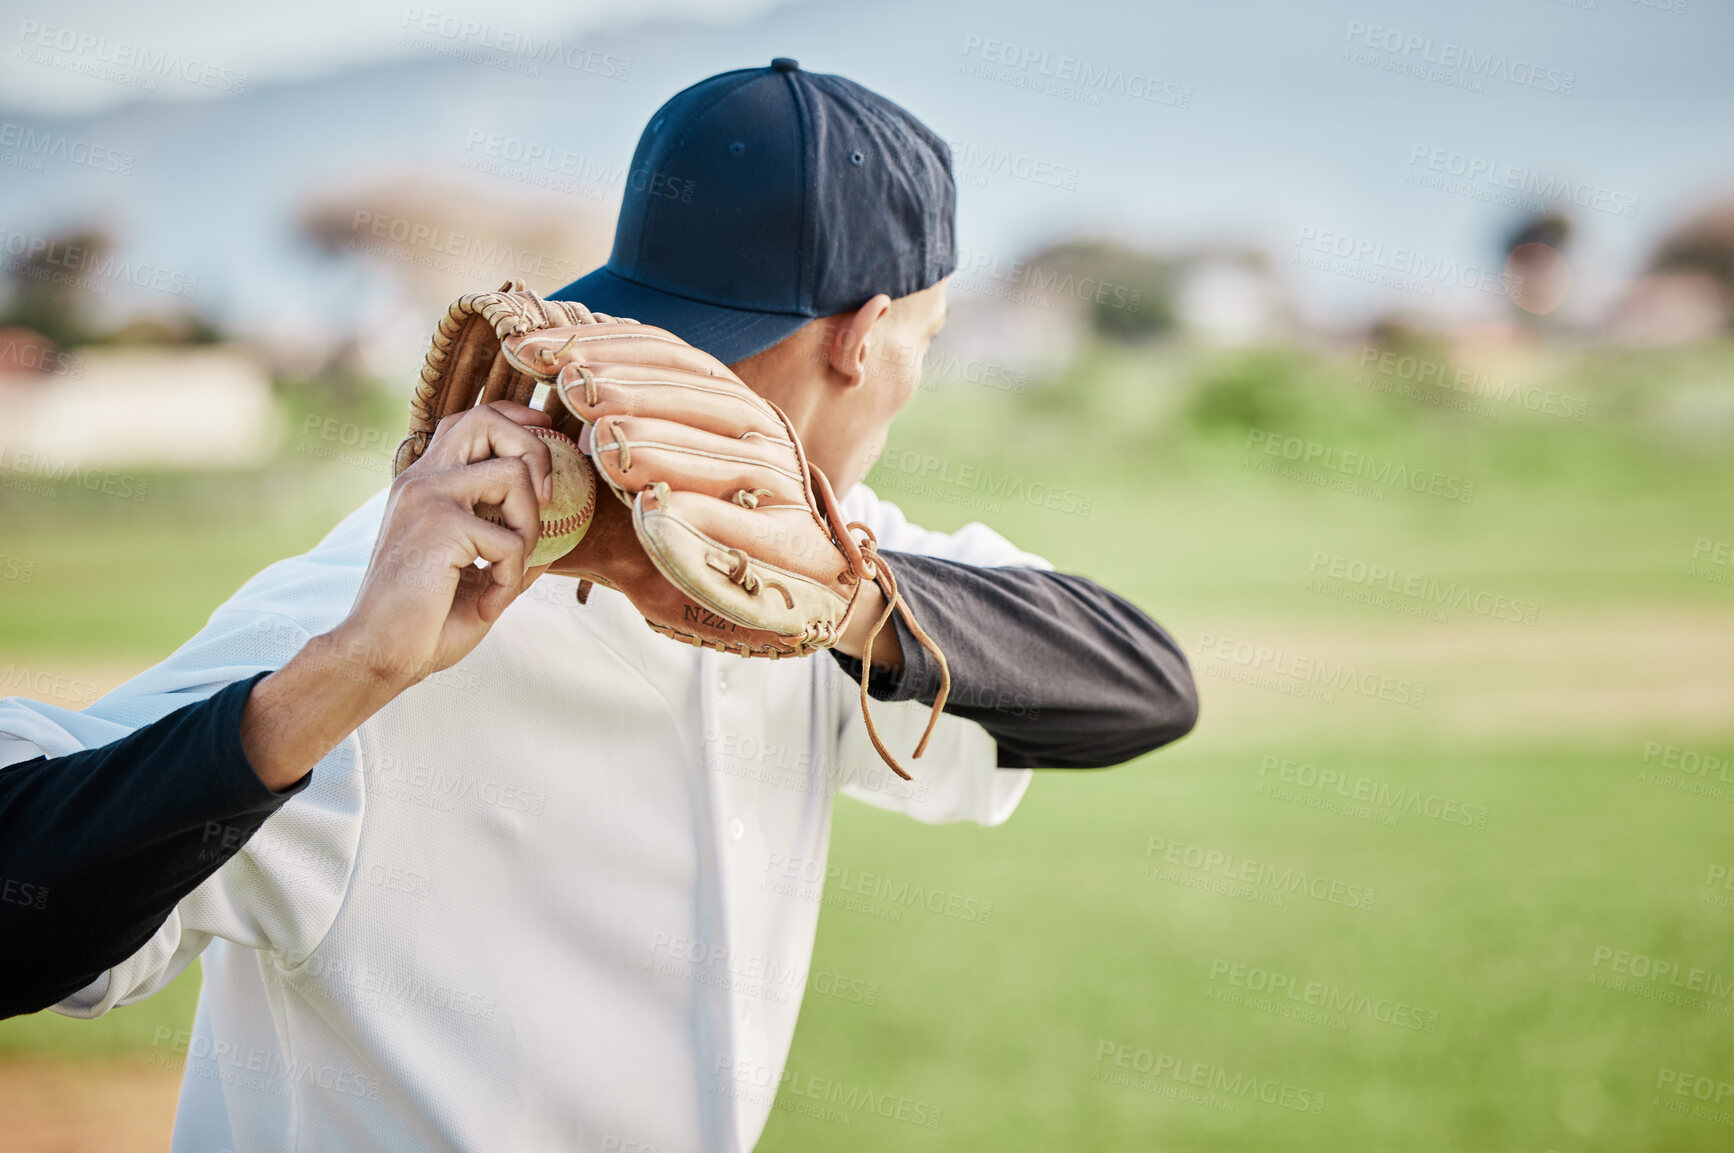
[771,57,800,72]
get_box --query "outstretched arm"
[2,674,279,1018]
[831,552,1197,769]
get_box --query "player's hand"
[334,400,556,688]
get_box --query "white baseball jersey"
[0,484,1044,1153]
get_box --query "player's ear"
[827,294,891,388]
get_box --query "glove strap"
[806,462,953,782]
[846,524,952,782]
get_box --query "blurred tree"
[102,313,225,346]
[0,226,111,348]
[1647,199,1734,329]
[0,224,224,348]
[1019,239,1177,341]
[1186,347,1310,433]
[1502,213,1573,318]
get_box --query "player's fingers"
[555,362,781,438]
[422,404,555,504]
[430,499,534,625]
[588,415,806,505]
[412,455,543,563]
[377,470,530,617]
[504,323,738,383]
[464,514,535,621]
[453,562,516,625]
[429,399,551,442]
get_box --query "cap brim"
[547,268,814,366]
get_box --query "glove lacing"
[835,522,953,782]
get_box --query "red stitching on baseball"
[526,426,594,541]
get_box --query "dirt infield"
[0,1058,180,1152]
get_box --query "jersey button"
[729,817,745,841]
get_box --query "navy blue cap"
[549,60,956,365]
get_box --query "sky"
[0,0,790,115]
[0,0,1730,337]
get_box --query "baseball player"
[0,62,1197,1152]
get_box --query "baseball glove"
[398,282,950,779]
[393,280,632,475]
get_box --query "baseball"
[475,426,596,566]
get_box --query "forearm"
[0,626,420,1017]
[834,579,904,672]
[0,672,294,1017]
[241,625,412,792]
[829,551,1199,768]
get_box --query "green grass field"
[3,338,1731,1150]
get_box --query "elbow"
[1165,671,1201,747]
[1137,664,1198,757]
[1059,662,1197,770]
[1104,651,1197,766]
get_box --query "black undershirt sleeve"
[830,551,1198,769]
[0,671,301,1019]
